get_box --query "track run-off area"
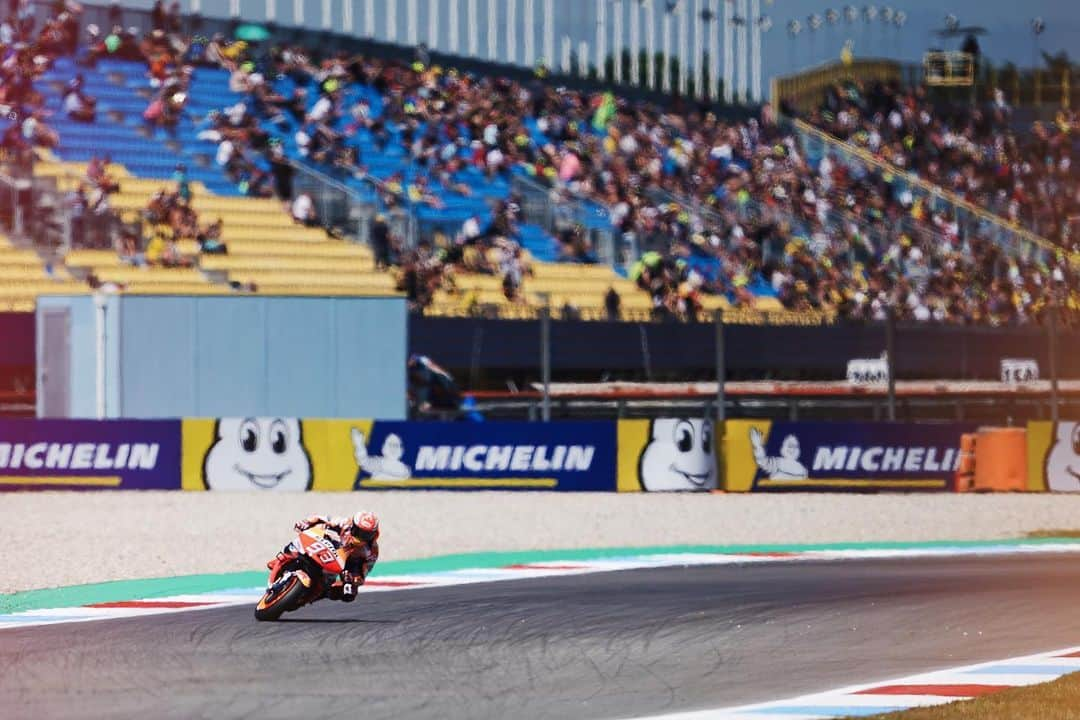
[1,542,1079,720]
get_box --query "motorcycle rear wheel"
[254,575,307,621]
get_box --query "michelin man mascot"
[1044,422,1080,492]
[203,418,313,490]
[749,427,808,481]
[638,419,718,491]
[351,428,412,482]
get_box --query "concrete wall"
[36,295,407,419]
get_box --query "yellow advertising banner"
[1027,420,1080,492]
[723,419,773,493]
[616,418,720,492]
[181,418,372,491]
[182,418,618,491]
[616,420,648,492]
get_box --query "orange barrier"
[954,433,977,492]
[972,427,1028,492]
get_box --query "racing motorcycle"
[255,524,355,621]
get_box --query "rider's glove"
[294,515,319,532]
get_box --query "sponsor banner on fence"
[182,418,616,491]
[0,419,181,490]
[182,418,354,491]
[617,419,719,492]
[352,420,615,491]
[724,420,974,491]
[1027,421,1080,492]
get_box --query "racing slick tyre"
[255,575,307,621]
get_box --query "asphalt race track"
[2,555,1079,720]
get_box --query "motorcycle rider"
[266,511,380,603]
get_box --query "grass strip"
[857,671,1080,720]
[1027,529,1080,539]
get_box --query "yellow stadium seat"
[530,263,619,280]
[123,283,230,295]
[93,267,207,284]
[752,297,784,311]
[252,283,402,297]
[200,255,375,273]
[699,295,732,311]
[228,271,396,288]
[224,241,370,258]
[0,281,87,296]
[65,249,123,268]
[30,159,805,317]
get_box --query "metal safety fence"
[787,117,1077,269]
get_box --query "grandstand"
[37,156,387,297]
[0,230,84,312]
[7,50,657,316]
[0,0,1074,426]
[30,54,397,298]
[0,2,1073,328]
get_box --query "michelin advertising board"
[0,419,181,490]
[1027,421,1080,492]
[724,420,974,491]
[182,418,616,491]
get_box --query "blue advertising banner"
[351,421,616,491]
[0,419,181,490]
[725,420,976,491]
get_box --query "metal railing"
[788,117,1078,268]
[465,388,1080,423]
[0,147,38,241]
[772,55,1078,116]
[642,180,871,270]
[980,66,1076,111]
[30,162,128,253]
[290,160,375,244]
[0,173,31,242]
[422,302,835,326]
[63,211,119,251]
[510,173,618,265]
[770,59,910,113]
[0,153,114,252]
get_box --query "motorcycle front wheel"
[254,575,308,621]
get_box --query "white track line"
[627,646,1080,719]
[2,544,1079,631]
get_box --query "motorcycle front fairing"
[272,525,349,590]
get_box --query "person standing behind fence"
[65,184,87,248]
[407,354,461,417]
[291,192,318,227]
[269,143,293,207]
[605,287,621,321]
[372,214,391,270]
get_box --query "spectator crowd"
[2,0,1077,327]
[210,38,1078,326]
[805,80,1080,252]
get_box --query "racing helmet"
[350,511,380,543]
